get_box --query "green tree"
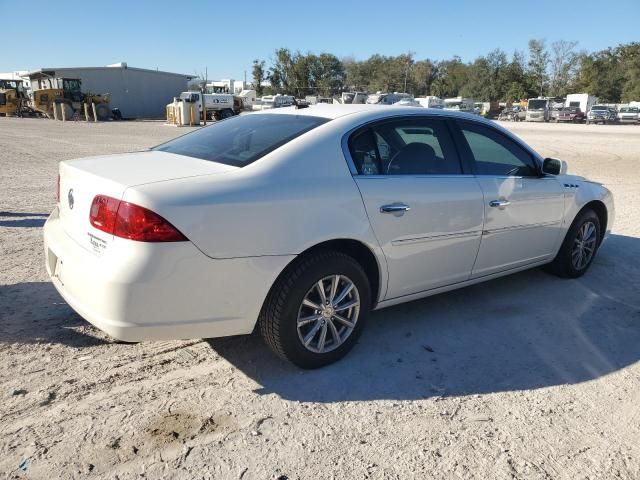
[410,60,438,96]
[431,57,469,98]
[549,40,580,96]
[251,60,266,96]
[528,39,549,96]
[619,42,640,102]
[576,48,624,102]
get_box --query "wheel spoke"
[302,298,321,310]
[329,275,340,303]
[317,323,328,352]
[303,321,323,346]
[316,279,327,305]
[333,313,355,328]
[297,314,321,327]
[334,299,359,312]
[327,318,341,345]
[333,283,354,306]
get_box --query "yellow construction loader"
[0,79,27,117]
[29,74,111,120]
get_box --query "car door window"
[349,118,462,175]
[459,122,538,176]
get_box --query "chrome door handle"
[489,199,511,208]
[380,203,411,214]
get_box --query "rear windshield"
[153,114,329,167]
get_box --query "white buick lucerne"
[44,105,614,368]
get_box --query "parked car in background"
[497,106,525,121]
[617,106,639,124]
[393,97,422,107]
[556,106,585,123]
[587,105,617,124]
[550,106,563,122]
[366,92,412,105]
[44,105,614,368]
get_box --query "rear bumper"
[44,208,294,342]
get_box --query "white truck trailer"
[415,96,444,108]
[444,97,476,113]
[565,93,597,116]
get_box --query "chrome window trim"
[354,174,477,180]
[340,112,545,177]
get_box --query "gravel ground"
[1,117,639,480]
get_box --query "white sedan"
[44,105,614,368]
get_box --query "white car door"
[348,117,485,299]
[454,121,565,277]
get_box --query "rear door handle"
[489,199,511,208]
[380,203,411,214]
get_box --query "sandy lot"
[1,117,639,479]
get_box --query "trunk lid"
[58,151,237,254]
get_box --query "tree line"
[251,41,640,103]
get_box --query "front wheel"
[545,209,601,278]
[259,251,371,369]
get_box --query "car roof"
[256,103,489,123]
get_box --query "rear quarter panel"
[124,117,385,261]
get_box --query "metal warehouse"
[27,63,195,119]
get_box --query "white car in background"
[44,105,614,368]
[617,106,639,124]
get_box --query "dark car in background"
[556,106,585,123]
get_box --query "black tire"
[95,103,110,121]
[545,209,601,278]
[259,250,371,369]
[220,109,234,119]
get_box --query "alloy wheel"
[296,275,360,354]
[572,221,597,270]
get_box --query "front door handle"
[380,203,411,214]
[489,199,511,208]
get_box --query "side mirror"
[542,157,567,176]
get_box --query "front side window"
[348,118,462,175]
[154,114,329,167]
[459,122,538,176]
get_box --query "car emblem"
[68,189,74,210]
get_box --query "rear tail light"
[89,195,187,242]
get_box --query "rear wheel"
[546,209,601,278]
[95,103,110,121]
[259,250,371,369]
[220,109,234,119]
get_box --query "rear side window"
[348,118,462,175]
[154,114,329,167]
[459,122,538,176]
